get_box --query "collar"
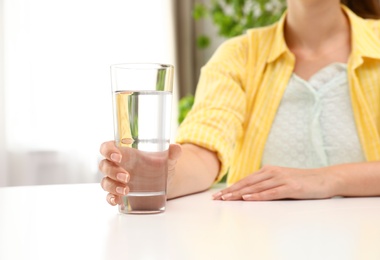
[267,5,380,66]
[343,5,380,67]
[267,10,289,63]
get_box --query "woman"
[99,0,380,205]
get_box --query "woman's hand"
[212,165,337,201]
[99,141,182,206]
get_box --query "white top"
[262,63,366,168]
[1,183,380,260]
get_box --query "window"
[0,0,177,186]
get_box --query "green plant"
[180,0,287,120]
[180,0,286,120]
[178,95,195,124]
[193,0,286,48]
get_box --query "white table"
[0,183,380,260]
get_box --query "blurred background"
[0,0,224,187]
[0,0,284,187]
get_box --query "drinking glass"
[110,63,174,214]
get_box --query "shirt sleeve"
[175,35,248,182]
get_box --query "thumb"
[168,143,182,161]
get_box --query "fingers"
[106,193,122,206]
[100,141,181,207]
[212,166,313,201]
[212,185,286,201]
[169,143,182,161]
[168,144,182,172]
[99,154,130,205]
[100,141,122,163]
[242,186,288,201]
[215,178,284,201]
[212,168,269,200]
[101,176,129,196]
[98,159,130,184]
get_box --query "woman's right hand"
[99,141,182,206]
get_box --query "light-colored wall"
[0,0,8,187]
[1,0,177,187]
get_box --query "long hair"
[341,0,380,19]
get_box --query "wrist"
[317,166,344,198]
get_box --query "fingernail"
[116,173,129,183]
[116,186,126,195]
[242,194,252,200]
[212,192,222,198]
[110,153,122,163]
[221,193,232,200]
[110,196,116,205]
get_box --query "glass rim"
[110,63,174,70]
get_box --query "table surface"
[1,183,380,260]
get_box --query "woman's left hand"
[212,165,337,201]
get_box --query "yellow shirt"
[176,5,380,185]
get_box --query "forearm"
[167,144,220,199]
[323,161,380,197]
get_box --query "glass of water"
[110,63,174,214]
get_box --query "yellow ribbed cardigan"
[176,5,380,185]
